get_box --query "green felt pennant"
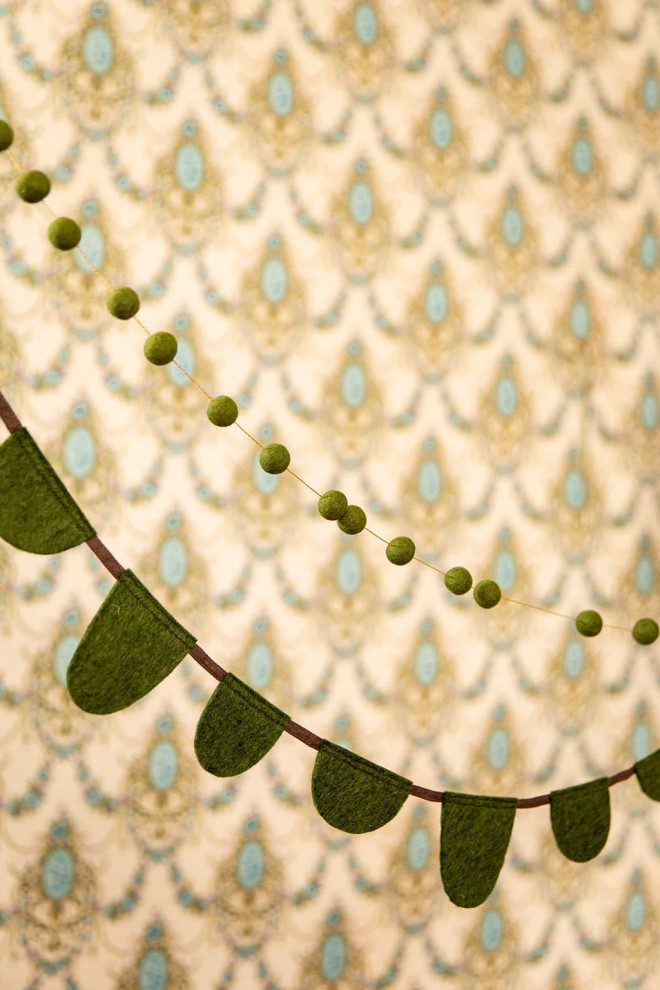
[66,569,195,714]
[311,740,412,833]
[440,792,517,908]
[194,674,290,776]
[635,749,660,801]
[0,427,95,554]
[550,777,610,863]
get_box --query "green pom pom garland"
[15,169,50,203]
[474,580,501,609]
[48,217,81,251]
[207,396,238,427]
[144,332,178,366]
[445,566,473,596]
[318,490,348,521]
[337,505,367,535]
[576,609,603,638]
[107,287,140,321]
[0,120,14,151]
[259,443,290,475]
[386,536,415,566]
[633,618,659,645]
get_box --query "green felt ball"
[47,217,81,251]
[207,395,238,427]
[444,566,473,596]
[337,505,367,535]
[0,120,14,151]
[473,579,501,609]
[386,536,415,565]
[318,490,348,521]
[576,609,602,637]
[144,331,178,366]
[633,617,659,645]
[107,287,140,320]
[15,169,50,203]
[259,443,290,474]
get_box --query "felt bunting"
[194,673,290,776]
[550,777,610,862]
[634,749,660,801]
[440,792,517,908]
[0,426,95,553]
[311,739,412,833]
[66,569,196,714]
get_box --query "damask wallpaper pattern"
[0,0,659,987]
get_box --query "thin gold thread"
[1,148,643,639]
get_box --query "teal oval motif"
[63,427,96,479]
[253,453,279,494]
[353,3,378,45]
[82,26,114,75]
[642,393,658,430]
[564,469,587,508]
[261,257,288,303]
[425,283,448,324]
[42,848,74,900]
[268,71,294,116]
[570,299,591,339]
[494,550,516,591]
[635,555,655,594]
[321,933,346,980]
[341,363,366,407]
[418,459,442,502]
[633,722,651,761]
[643,74,659,112]
[148,741,178,791]
[504,38,525,78]
[158,537,188,587]
[167,338,195,386]
[175,143,204,192]
[414,641,438,685]
[563,640,584,679]
[502,206,523,246]
[575,0,593,12]
[336,549,361,594]
[572,136,593,176]
[75,223,105,274]
[247,642,273,688]
[139,950,168,990]
[626,890,647,932]
[407,826,430,870]
[429,108,453,149]
[495,376,517,416]
[487,727,509,770]
[639,231,657,269]
[54,634,80,684]
[481,908,503,951]
[348,181,373,225]
[237,840,264,889]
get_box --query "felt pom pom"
[107,287,140,320]
[207,396,238,427]
[259,443,290,474]
[576,609,602,637]
[48,217,81,251]
[633,617,658,645]
[318,490,348,520]
[474,579,501,609]
[0,120,14,151]
[337,505,366,535]
[144,332,178,366]
[386,536,415,565]
[15,169,50,203]
[444,566,472,595]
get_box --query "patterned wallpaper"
[0,0,659,986]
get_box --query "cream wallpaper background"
[0,0,659,986]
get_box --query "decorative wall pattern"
[0,0,659,986]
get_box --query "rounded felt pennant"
[634,749,660,801]
[66,569,196,714]
[0,427,95,554]
[311,739,412,833]
[440,792,517,908]
[550,777,611,863]
[194,673,290,776]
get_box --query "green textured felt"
[473,579,501,609]
[48,217,81,251]
[386,536,416,565]
[318,489,348,521]
[635,749,660,800]
[66,569,195,714]
[633,618,659,645]
[550,777,610,862]
[144,332,177,365]
[107,287,140,320]
[440,792,517,908]
[337,505,367,535]
[444,566,472,595]
[259,443,290,474]
[311,740,411,833]
[194,673,290,776]
[576,609,602,637]
[15,169,50,203]
[0,120,14,151]
[207,395,238,427]
[0,427,96,554]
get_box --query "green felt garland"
[440,793,517,908]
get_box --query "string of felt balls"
[0,119,657,647]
